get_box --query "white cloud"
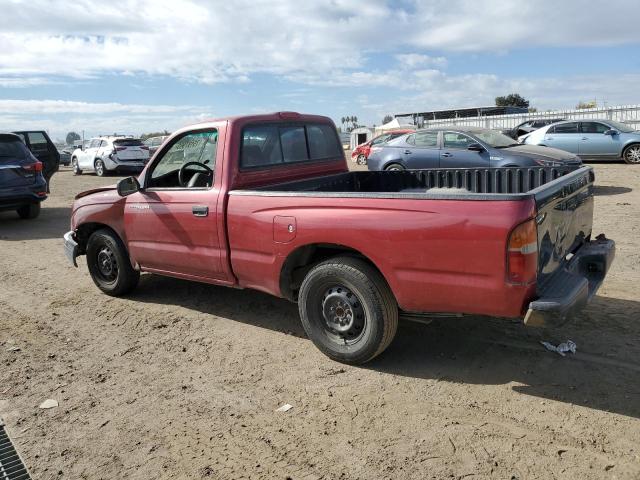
[395,54,447,69]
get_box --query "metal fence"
[399,104,640,130]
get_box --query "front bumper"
[524,235,615,327]
[63,231,79,267]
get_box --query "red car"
[64,112,614,364]
[351,129,415,165]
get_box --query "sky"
[1,0,640,142]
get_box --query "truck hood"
[502,144,581,163]
[75,185,117,200]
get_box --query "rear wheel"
[86,229,139,296]
[384,163,405,171]
[623,144,640,164]
[72,157,82,175]
[298,256,398,364]
[16,203,40,219]
[94,158,106,177]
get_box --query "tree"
[495,93,530,108]
[66,131,81,145]
[140,130,170,140]
[576,100,596,110]
[382,114,393,124]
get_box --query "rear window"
[241,123,341,169]
[114,139,144,147]
[0,138,28,158]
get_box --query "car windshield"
[0,139,27,158]
[468,129,519,148]
[606,120,635,133]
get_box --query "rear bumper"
[0,191,47,212]
[63,231,79,267]
[524,235,615,327]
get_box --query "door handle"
[441,152,452,157]
[582,137,588,140]
[404,150,412,154]
[192,205,209,217]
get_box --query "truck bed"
[234,166,587,200]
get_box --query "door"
[123,129,229,282]
[14,131,59,184]
[440,131,488,167]
[579,121,621,157]
[80,139,100,169]
[543,122,580,153]
[403,131,440,168]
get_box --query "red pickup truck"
[64,112,615,364]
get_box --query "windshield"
[468,129,519,148]
[0,139,27,158]
[606,120,635,133]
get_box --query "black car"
[12,130,60,192]
[366,127,582,172]
[0,133,48,219]
[502,118,565,140]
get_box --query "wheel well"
[383,161,404,170]
[623,142,640,154]
[75,223,118,254]
[279,243,387,302]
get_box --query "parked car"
[523,119,640,164]
[57,145,72,166]
[367,127,582,171]
[351,129,415,165]
[12,130,59,191]
[0,132,48,219]
[502,118,565,140]
[63,112,614,364]
[71,136,150,176]
[143,135,168,157]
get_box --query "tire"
[356,154,367,165]
[94,158,106,177]
[16,203,40,219]
[86,228,140,296]
[298,256,398,364]
[622,144,640,164]
[72,157,82,175]
[384,163,405,171]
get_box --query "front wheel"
[298,256,398,364]
[16,203,40,219]
[356,154,367,165]
[623,144,640,164]
[384,163,405,171]
[94,158,106,176]
[72,157,82,175]
[86,229,140,296]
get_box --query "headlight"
[534,159,562,167]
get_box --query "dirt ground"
[1,161,639,480]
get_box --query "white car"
[71,136,150,176]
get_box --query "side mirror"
[467,142,484,152]
[604,129,617,136]
[116,176,140,197]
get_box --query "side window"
[148,130,218,188]
[14,133,26,143]
[27,131,48,148]
[550,122,579,134]
[88,139,100,149]
[581,122,610,134]
[413,131,438,147]
[371,134,390,146]
[443,132,474,149]
[405,134,416,145]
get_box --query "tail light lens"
[141,146,150,151]
[507,218,538,284]
[23,161,43,172]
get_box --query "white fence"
[407,104,640,130]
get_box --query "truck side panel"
[226,194,537,318]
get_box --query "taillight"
[141,146,149,151]
[507,218,538,284]
[23,161,43,172]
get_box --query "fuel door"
[273,216,297,243]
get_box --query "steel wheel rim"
[320,285,367,345]
[626,146,640,163]
[96,245,118,282]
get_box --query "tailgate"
[533,166,594,287]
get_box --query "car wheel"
[94,158,106,176]
[298,256,398,364]
[357,154,367,165]
[16,203,40,219]
[72,157,82,175]
[623,144,640,164]
[86,228,140,296]
[384,163,405,171]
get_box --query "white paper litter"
[38,399,58,409]
[540,340,577,357]
[275,403,293,412]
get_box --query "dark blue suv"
[0,133,48,219]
